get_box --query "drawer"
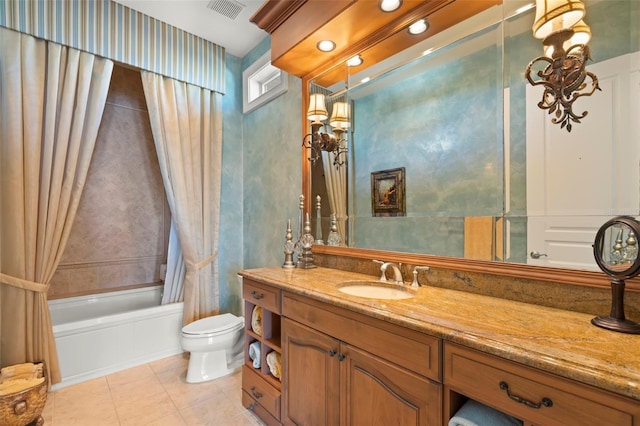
[242,391,280,426]
[444,342,639,426]
[243,279,281,313]
[283,292,441,381]
[242,365,281,420]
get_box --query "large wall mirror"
[305,0,639,286]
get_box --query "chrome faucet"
[380,262,403,284]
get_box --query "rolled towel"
[266,351,282,380]
[449,399,523,426]
[248,341,261,369]
[251,306,263,336]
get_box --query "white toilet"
[180,313,244,383]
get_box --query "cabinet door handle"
[251,290,264,300]
[499,381,553,409]
[338,353,346,361]
[328,349,337,357]
[250,386,264,399]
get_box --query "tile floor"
[41,354,265,425]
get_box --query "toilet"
[180,313,244,383]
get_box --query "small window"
[243,51,288,113]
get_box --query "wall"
[219,52,246,315]
[351,25,503,257]
[242,37,303,269]
[49,65,170,298]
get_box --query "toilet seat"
[181,313,243,337]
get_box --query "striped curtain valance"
[0,0,225,94]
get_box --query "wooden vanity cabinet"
[281,292,442,426]
[242,279,283,426]
[444,342,640,426]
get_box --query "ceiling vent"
[206,0,245,20]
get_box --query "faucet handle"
[411,266,430,288]
[372,259,386,281]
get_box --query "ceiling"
[113,0,268,58]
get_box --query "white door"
[526,52,640,270]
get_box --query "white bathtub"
[49,286,184,389]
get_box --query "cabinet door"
[341,344,442,426]
[282,318,340,426]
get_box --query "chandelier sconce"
[302,93,350,167]
[524,0,600,132]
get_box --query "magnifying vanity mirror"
[304,0,640,288]
[592,216,640,333]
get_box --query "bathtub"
[49,286,184,389]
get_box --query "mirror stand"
[592,216,640,334]
[592,279,640,334]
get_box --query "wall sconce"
[524,0,600,132]
[302,93,349,167]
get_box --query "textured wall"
[219,52,246,315]
[242,37,303,270]
[352,27,503,257]
[49,65,170,298]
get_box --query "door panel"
[341,344,442,426]
[526,52,640,269]
[282,318,340,426]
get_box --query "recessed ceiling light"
[408,19,428,35]
[347,55,363,67]
[317,40,336,52]
[379,0,402,13]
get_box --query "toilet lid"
[182,313,243,335]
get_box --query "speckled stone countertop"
[239,266,640,401]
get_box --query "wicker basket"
[0,363,48,426]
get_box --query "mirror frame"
[299,10,640,293]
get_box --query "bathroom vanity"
[240,266,640,426]
[242,0,640,423]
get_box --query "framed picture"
[371,167,406,217]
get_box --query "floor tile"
[106,363,157,388]
[179,391,244,425]
[46,355,264,426]
[149,353,189,374]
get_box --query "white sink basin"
[337,280,415,300]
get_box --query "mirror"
[306,0,639,273]
[592,216,640,333]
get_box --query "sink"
[337,280,415,300]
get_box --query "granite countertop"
[240,266,640,401]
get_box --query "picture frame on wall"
[371,167,406,217]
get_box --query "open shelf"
[243,298,282,391]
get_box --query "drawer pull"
[328,349,337,357]
[250,386,264,399]
[499,381,553,409]
[251,290,264,300]
[338,353,346,361]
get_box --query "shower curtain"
[0,27,113,384]
[322,151,348,245]
[141,71,223,325]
